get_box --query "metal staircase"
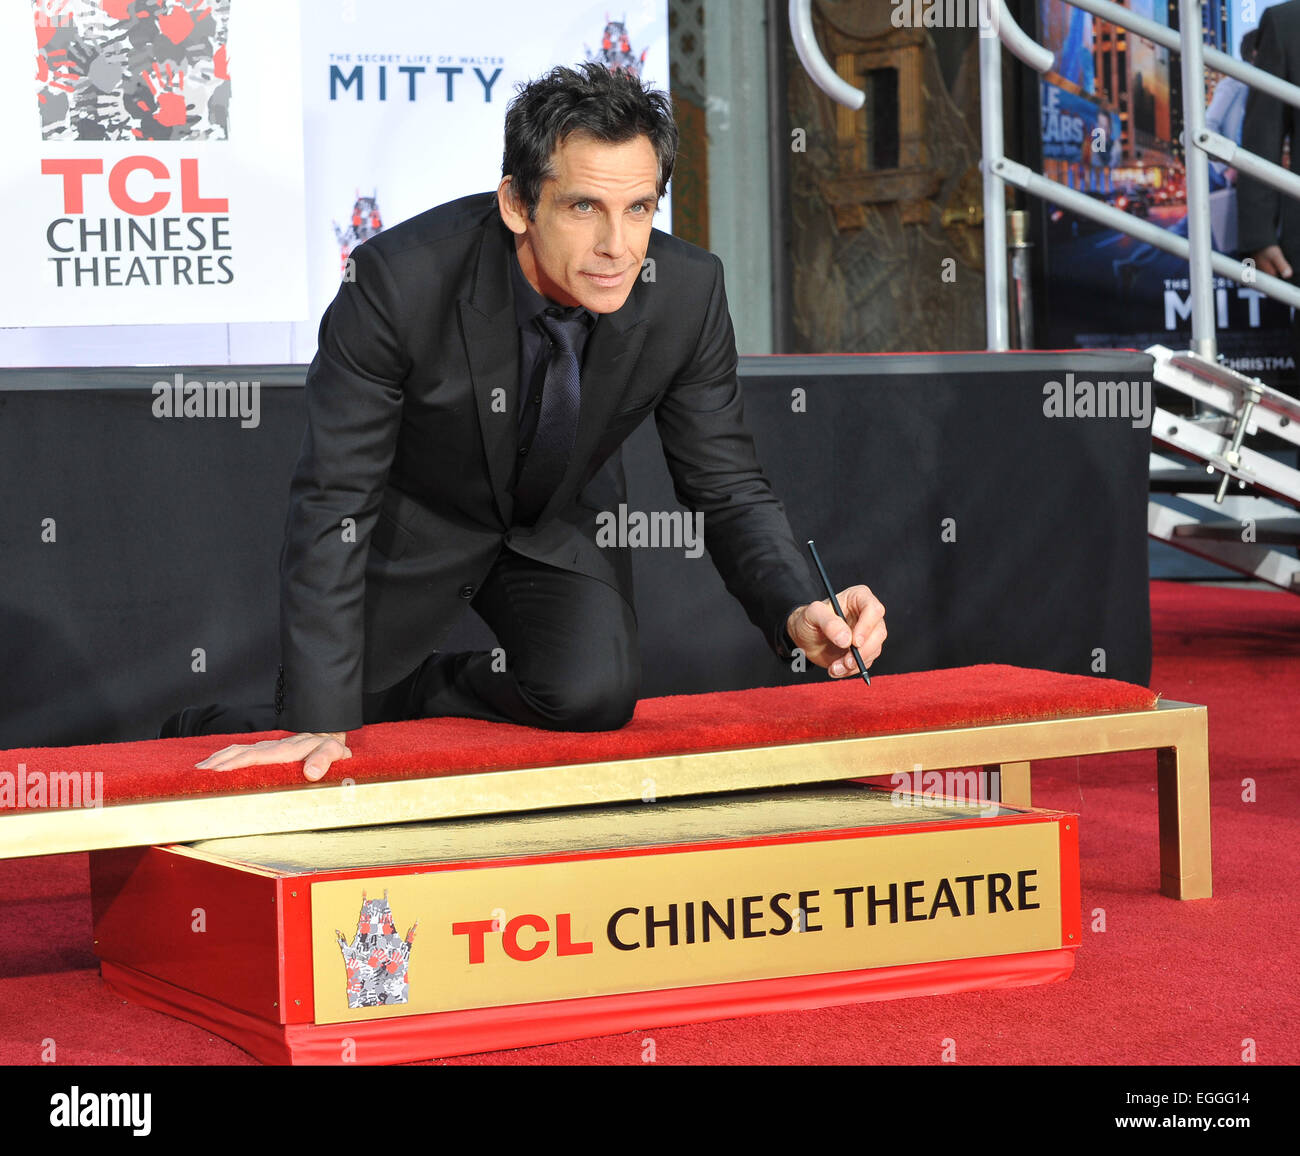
[1148,345,1300,591]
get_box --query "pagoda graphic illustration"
[335,890,418,1008]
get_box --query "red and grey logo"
[586,14,649,78]
[35,0,231,141]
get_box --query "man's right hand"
[195,732,351,782]
[1252,245,1293,280]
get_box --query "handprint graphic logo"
[333,190,384,277]
[585,15,649,78]
[34,0,231,141]
[336,890,418,1009]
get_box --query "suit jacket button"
[459,584,475,599]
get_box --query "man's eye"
[574,201,592,212]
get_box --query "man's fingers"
[194,734,321,772]
[193,743,240,769]
[826,585,886,648]
[854,607,887,653]
[827,599,887,677]
[801,587,886,648]
[796,585,887,679]
[802,598,853,648]
[304,738,352,782]
[193,743,280,769]
[195,741,278,770]
[843,588,885,647]
[830,621,886,677]
[199,744,301,772]
[857,617,887,664]
[304,743,339,782]
[1255,246,1293,280]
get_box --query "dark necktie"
[513,309,586,524]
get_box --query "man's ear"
[497,177,527,235]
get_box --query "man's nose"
[595,216,628,256]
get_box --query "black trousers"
[178,547,640,737]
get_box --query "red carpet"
[0,664,1155,809]
[1,579,1296,1065]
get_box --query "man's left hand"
[787,586,886,678]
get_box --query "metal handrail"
[987,0,1054,73]
[787,0,864,110]
[992,156,1300,306]
[1198,128,1300,202]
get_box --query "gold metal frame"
[1,700,1209,898]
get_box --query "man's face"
[500,132,659,314]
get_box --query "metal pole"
[1008,209,1034,349]
[980,28,1009,351]
[1178,0,1216,361]
[766,0,793,354]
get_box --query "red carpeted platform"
[2,580,1293,1067]
[0,664,1157,809]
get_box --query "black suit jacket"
[1239,0,1300,264]
[277,191,818,733]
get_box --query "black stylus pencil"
[806,539,870,685]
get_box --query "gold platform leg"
[1156,720,1212,899]
[982,761,1031,808]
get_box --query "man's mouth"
[581,269,627,287]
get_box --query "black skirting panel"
[0,351,1152,748]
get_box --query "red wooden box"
[90,782,1080,1064]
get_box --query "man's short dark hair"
[1240,29,1259,61]
[501,61,677,222]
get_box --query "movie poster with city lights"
[1037,0,1296,391]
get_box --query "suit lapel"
[461,206,650,527]
[461,214,521,525]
